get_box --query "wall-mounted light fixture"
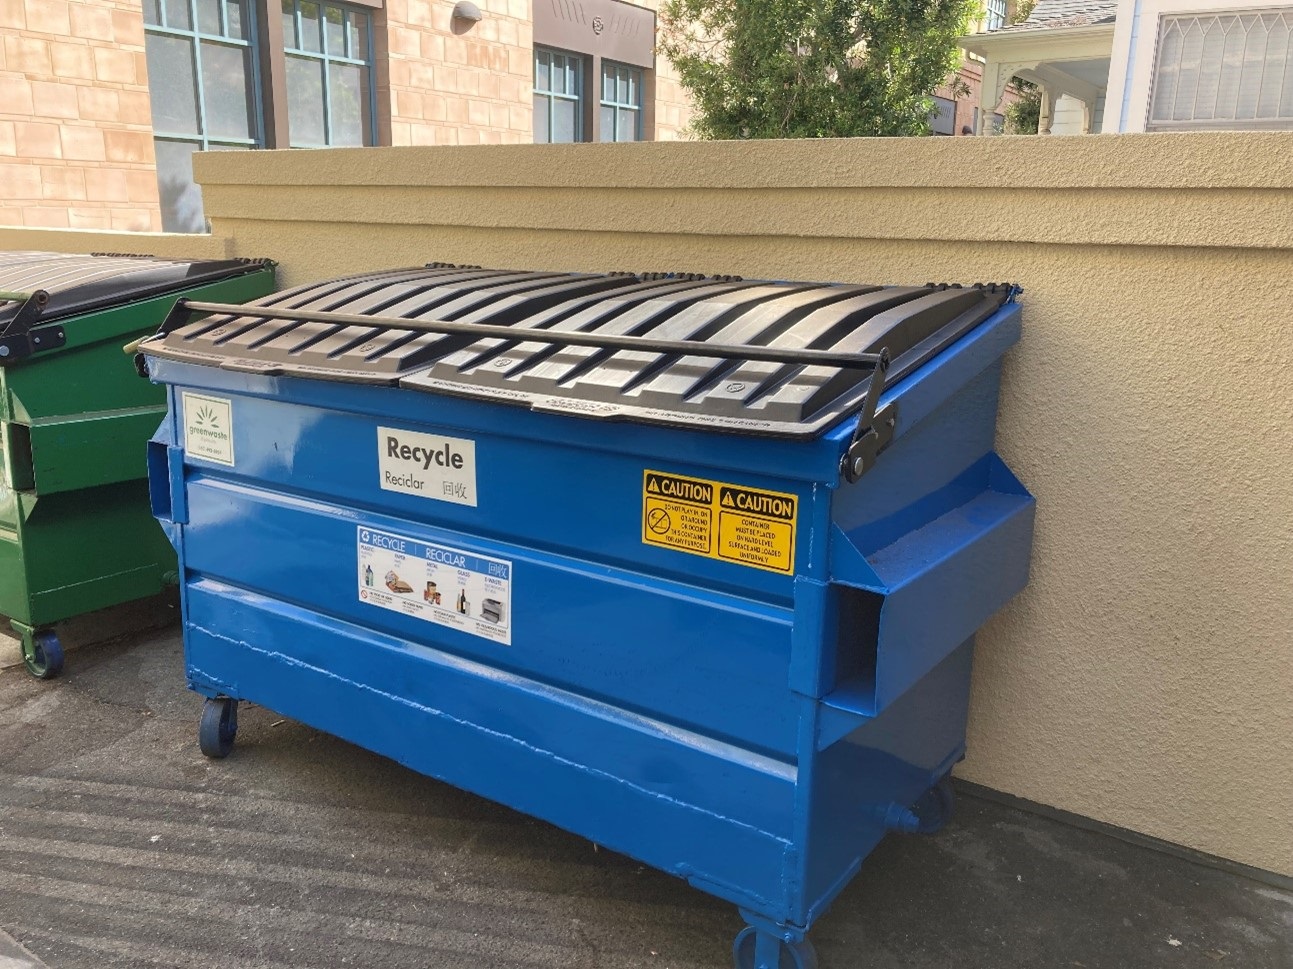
[451,1,483,23]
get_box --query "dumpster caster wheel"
[733,927,818,969]
[199,697,239,759]
[911,776,956,834]
[22,629,64,680]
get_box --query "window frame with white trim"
[1147,7,1293,130]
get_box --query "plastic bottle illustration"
[364,564,374,588]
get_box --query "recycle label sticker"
[357,526,512,645]
[642,470,797,575]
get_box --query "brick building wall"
[1,0,162,230]
[378,0,690,146]
[934,58,1022,136]
[2,0,695,230]
[380,0,534,146]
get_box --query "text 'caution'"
[642,470,797,574]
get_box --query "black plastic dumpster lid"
[0,251,271,330]
[141,266,1016,438]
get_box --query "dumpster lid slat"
[140,267,1015,438]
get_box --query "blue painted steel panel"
[144,270,1034,965]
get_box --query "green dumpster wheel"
[732,927,818,969]
[911,776,956,835]
[22,629,64,680]
[199,697,239,759]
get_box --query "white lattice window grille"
[984,0,1008,30]
[1149,10,1293,128]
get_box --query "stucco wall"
[9,133,1292,877]
[0,225,231,257]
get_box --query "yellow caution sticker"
[642,469,797,574]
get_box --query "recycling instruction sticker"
[357,526,511,645]
[642,469,797,574]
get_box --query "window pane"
[599,105,614,141]
[1192,20,1226,118]
[616,106,638,141]
[227,0,247,39]
[197,0,220,34]
[617,69,630,104]
[164,0,192,30]
[536,52,550,92]
[281,0,296,47]
[329,62,365,145]
[552,54,566,94]
[154,140,206,233]
[324,5,344,55]
[1152,23,1182,120]
[553,97,577,142]
[145,34,199,134]
[348,11,366,57]
[286,54,326,144]
[201,40,254,139]
[299,0,322,51]
[143,0,162,26]
[533,94,549,142]
[1172,21,1205,120]
[1258,19,1288,116]
[602,66,614,101]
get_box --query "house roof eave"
[959,22,1117,61]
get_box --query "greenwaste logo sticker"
[182,392,235,466]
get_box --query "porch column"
[978,59,1035,134]
[1039,87,1058,135]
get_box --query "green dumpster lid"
[142,265,1016,440]
[0,251,271,330]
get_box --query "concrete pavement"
[1,628,1290,969]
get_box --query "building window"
[930,95,957,135]
[281,0,376,147]
[534,47,584,143]
[143,0,264,232]
[1149,10,1293,128]
[985,0,1008,30]
[599,62,643,142]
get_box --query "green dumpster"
[0,251,276,679]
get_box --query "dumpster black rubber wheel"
[732,926,818,969]
[911,776,956,835]
[23,630,64,680]
[199,697,239,758]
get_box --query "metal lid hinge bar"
[0,289,66,362]
[133,298,205,377]
[841,346,895,484]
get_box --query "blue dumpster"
[141,266,1034,968]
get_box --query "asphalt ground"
[1,628,1290,969]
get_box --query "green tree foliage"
[660,0,977,138]
[1004,88,1041,133]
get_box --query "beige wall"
[0,0,161,230]
[0,224,230,256]
[7,133,1291,878]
